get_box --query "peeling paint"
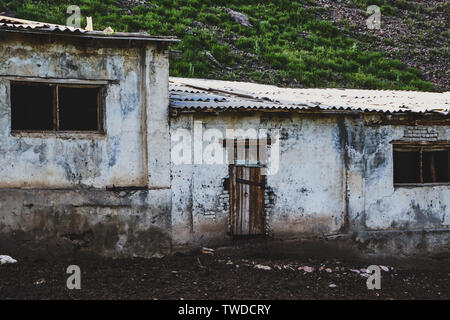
[0,32,172,258]
[171,112,450,258]
[0,31,449,259]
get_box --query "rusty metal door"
[229,166,265,237]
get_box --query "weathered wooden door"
[229,166,265,237]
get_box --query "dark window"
[10,82,103,132]
[393,150,420,183]
[394,146,450,185]
[423,151,449,183]
[59,87,100,131]
[11,83,54,130]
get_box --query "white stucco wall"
[364,125,450,230]
[171,113,347,248]
[171,112,450,249]
[0,34,169,189]
[0,32,173,258]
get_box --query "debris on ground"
[0,253,448,299]
[360,273,370,278]
[380,265,390,272]
[0,255,17,264]
[298,266,314,273]
[202,247,215,255]
[254,264,272,271]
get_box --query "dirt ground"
[1,242,449,300]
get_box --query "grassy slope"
[0,0,446,91]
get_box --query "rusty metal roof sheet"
[170,77,450,115]
[0,15,178,42]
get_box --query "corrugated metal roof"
[0,15,178,42]
[170,77,450,115]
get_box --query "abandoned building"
[0,15,177,258]
[0,16,449,259]
[169,78,450,258]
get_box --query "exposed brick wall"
[403,126,439,141]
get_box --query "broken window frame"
[392,141,450,187]
[9,79,106,136]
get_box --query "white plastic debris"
[284,265,295,271]
[360,273,370,278]
[201,247,215,255]
[325,268,332,273]
[349,269,361,274]
[0,255,17,264]
[254,264,272,271]
[329,284,337,288]
[379,265,390,272]
[298,266,314,273]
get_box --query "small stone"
[380,265,389,272]
[255,264,272,271]
[225,8,253,27]
[298,266,314,273]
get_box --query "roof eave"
[169,105,449,117]
[0,26,180,43]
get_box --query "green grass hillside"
[1,0,448,91]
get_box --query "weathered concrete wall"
[0,34,147,188]
[0,33,448,259]
[171,112,450,257]
[0,33,172,258]
[171,113,346,249]
[343,118,450,257]
[363,125,450,231]
[0,188,171,259]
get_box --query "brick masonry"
[403,126,439,141]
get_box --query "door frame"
[228,164,266,239]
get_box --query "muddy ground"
[0,242,449,300]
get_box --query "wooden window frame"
[391,140,450,188]
[9,79,106,137]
